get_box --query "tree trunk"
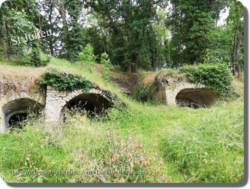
[126,0,132,73]
[230,51,235,75]
[235,27,244,78]
[134,55,138,72]
[48,3,54,56]
[0,18,8,58]
[154,47,157,71]
[58,0,67,56]
[131,55,138,73]
[127,64,131,73]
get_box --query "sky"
[217,8,230,26]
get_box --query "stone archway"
[60,93,113,119]
[1,98,44,132]
[44,86,113,122]
[175,88,219,108]
[164,81,219,108]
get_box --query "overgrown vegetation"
[0,0,245,184]
[159,100,244,183]
[180,64,234,97]
[3,52,50,67]
[0,56,244,183]
[0,93,244,183]
[100,53,114,82]
[78,44,96,72]
[0,114,172,183]
[37,68,123,110]
[132,84,154,103]
[38,69,96,93]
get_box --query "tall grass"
[0,114,170,183]
[0,58,244,183]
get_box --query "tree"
[167,0,229,66]
[64,0,85,63]
[227,0,244,78]
[0,2,9,58]
[85,0,168,73]
[36,0,61,57]
[0,0,38,57]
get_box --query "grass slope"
[0,58,244,183]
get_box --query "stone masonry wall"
[44,86,112,122]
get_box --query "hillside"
[0,58,244,183]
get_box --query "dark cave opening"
[176,88,219,109]
[8,113,28,129]
[60,94,113,120]
[1,98,44,132]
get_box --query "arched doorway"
[1,98,44,131]
[175,88,219,109]
[60,93,113,119]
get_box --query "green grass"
[0,58,244,183]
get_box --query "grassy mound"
[0,58,244,183]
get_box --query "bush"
[100,53,114,81]
[180,64,233,97]
[7,56,31,66]
[132,84,154,103]
[30,42,42,67]
[40,53,51,66]
[78,44,96,72]
[38,69,96,92]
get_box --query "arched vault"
[1,98,44,132]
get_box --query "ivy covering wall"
[38,69,123,107]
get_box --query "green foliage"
[0,113,171,183]
[0,45,4,60]
[78,44,96,72]
[64,0,85,63]
[159,100,243,182]
[101,90,125,111]
[0,2,37,57]
[0,56,244,183]
[30,43,41,67]
[40,53,51,66]
[5,52,49,67]
[100,53,114,81]
[38,69,96,93]
[7,55,31,66]
[132,84,154,103]
[180,64,233,97]
[86,0,168,72]
[167,0,229,66]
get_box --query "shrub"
[40,53,51,66]
[100,53,114,81]
[78,44,96,72]
[8,56,31,66]
[179,64,234,98]
[30,42,41,67]
[132,84,154,103]
[38,69,96,92]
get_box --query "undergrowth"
[0,114,172,183]
[179,64,234,98]
[0,58,244,183]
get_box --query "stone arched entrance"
[165,81,219,108]
[60,93,113,119]
[1,98,44,132]
[175,88,219,108]
[44,86,113,122]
